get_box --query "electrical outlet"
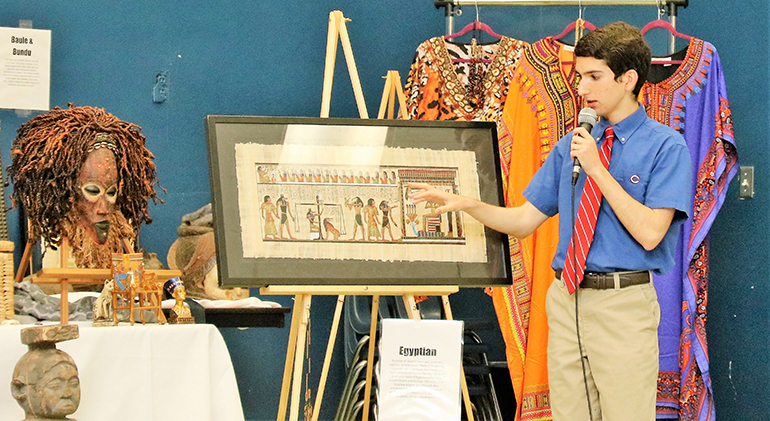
[739,166,754,199]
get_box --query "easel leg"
[335,11,368,119]
[277,294,306,421]
[402,294,420,320]
[377,74,393,119]
[442,295,475,421]
[289,294,312,421]
[362,294,380,421]
[394,72,409,119]
[320,12,339,118]
[310,294,345,421]
[387,72,397,120]
[320,10,368,119]
[14,239,33,284]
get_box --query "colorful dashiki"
[640,38,738,421]
[405,35,542,420]
[494,37,582,421]
[405,35,527,123]
[404,34,528,198]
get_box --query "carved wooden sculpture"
[11,324,80,420]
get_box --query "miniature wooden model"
[110,253,166,325]
[11,324,81,420]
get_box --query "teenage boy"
[410,22,691,421]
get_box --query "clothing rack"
[435,0,689,53]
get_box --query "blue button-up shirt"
[523,105,692,274]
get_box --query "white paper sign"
[0,26,51,110]
[378,318,464,421]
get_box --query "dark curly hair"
[8,104,163,245]
[575,21,651,96]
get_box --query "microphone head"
[578,108,598,129]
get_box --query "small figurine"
[11,324,81,421]
[164,278,194,324]
[92,279,116,326]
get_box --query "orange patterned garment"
[404,34,530,312]
[495,37,582,421]
[405,36,528,123]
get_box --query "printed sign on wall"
[0,27,51,110]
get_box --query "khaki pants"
[545,275,660,421]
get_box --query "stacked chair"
[336,295,506,421]
[460,326,504,421]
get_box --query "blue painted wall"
[0,1,765,420]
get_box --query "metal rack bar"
[436,0,688,53]
[437,0,687,6]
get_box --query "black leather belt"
[554,269,651,289]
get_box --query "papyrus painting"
[235,143,486,263]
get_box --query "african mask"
[9,105,161,266]
[74,144,118,245]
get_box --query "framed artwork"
[205,116,511,287]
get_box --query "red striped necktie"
[563,125,615,294]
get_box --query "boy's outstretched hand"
[407,182,470,215]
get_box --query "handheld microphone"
[572,107,599,185]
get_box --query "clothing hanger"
[444,0,499,64]
[643,1,691,65]
[641,20,692,40]
[553,18,596,41]
[444,21,502,41]
[554,0,595,41]
[555,2,593,65]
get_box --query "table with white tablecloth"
[0,322,244,421]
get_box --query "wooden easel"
[267,10,476,421]
[320,10,368,119]
[15,236,180,324]
[376,70,408,120]
[262,285,476,421]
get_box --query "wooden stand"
[261,285,476,421]
[377,70,408,120]
[16,236,180,324]
[320,10,368,119]
[302,11,475,421]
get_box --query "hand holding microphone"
[571,107,599,186]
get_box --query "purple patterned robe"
[641,38,738,421]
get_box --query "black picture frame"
[205,116,511,287]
